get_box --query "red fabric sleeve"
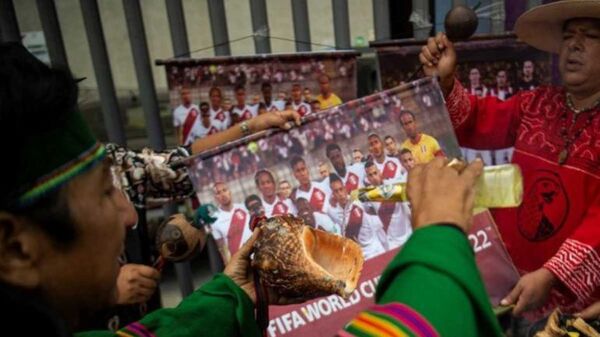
[445,79,523,150]
[544,192,600,304]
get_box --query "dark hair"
[384,135,395,142]
[562,18,600,32]
[364,161,376,170]
[209,86,221,97]
[12,187,77,248]
[254,169,274,186]
[0,42,78,246]
[325,143,342,157]
[261,82,272,90]
[244,194,261,209]
[329,173,343,185]
[290,156,305,169]
[400,110,415,119]
[400,148,413,155]
[367,133,381,141]
[234,84,245,92]
[295,197,309,207]
[200,101,209,109]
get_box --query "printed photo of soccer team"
[160,52,358,148]
[373,35,553,166]
[185,77,462,265]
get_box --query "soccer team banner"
[371,34,555,167]
[179,77,519,337]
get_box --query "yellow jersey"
[316,93,343,109]
[400,133,444,164]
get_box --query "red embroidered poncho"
[446,79,600,312]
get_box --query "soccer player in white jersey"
[325,143,365,193]
[290,83,312,117]
[289,156,331,214]
[327,174,387,259]
[367,133,407,182]
[296,197,340,235]
[261,82,285,112]
[231,85,258,122]
[191,102,219,139]
[210,182,252,264]
[364,161,412,249]
[208,86,230,131]
[172,87,200,146]
[254,169,296,217]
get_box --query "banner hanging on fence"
[371,34,554,167]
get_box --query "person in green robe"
[0,42,502,337]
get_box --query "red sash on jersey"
[345,172,359,192]
[297,104,308,117]
[377,203,395,232]
[241,109,253,121]
[181,107,198,143]
[226,209,247,256]
[272,201,289,216]
[346,205,363,241]
[382,161,398,180]
[309,188,326,212]
[214,109,226,122]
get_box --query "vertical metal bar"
[164,0,196,296]
[165,0,190,58]
[291,0,311,52]
[36,0,69,68]
[207,0,230,56]
[372,0,390,41]
[331,0,351,49]
[490,0,505,34]
[249,0,271,54]
[80,0,127,145]
[122,0,165,150]
[0,0,20,42]
[435,0,452,33]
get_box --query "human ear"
[0,212,45,289]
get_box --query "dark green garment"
[343,225,504,337]
[77,274,260,337]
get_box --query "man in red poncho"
[420,0,600,317]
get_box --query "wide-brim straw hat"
[515,0,600,54]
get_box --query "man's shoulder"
[421,133,440,144]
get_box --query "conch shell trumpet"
[252,215,364,298]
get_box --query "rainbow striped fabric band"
[116,322,156,337]
[18,142,106,206]
[339,303,439,337]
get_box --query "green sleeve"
[76,274,260,337]
[377,225,502,337]
[343,225,503,337]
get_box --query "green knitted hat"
[0,43,105,209]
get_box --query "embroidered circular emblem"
[517,170,569,242]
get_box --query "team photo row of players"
[203,107,448,265]
[173,74,343,147]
